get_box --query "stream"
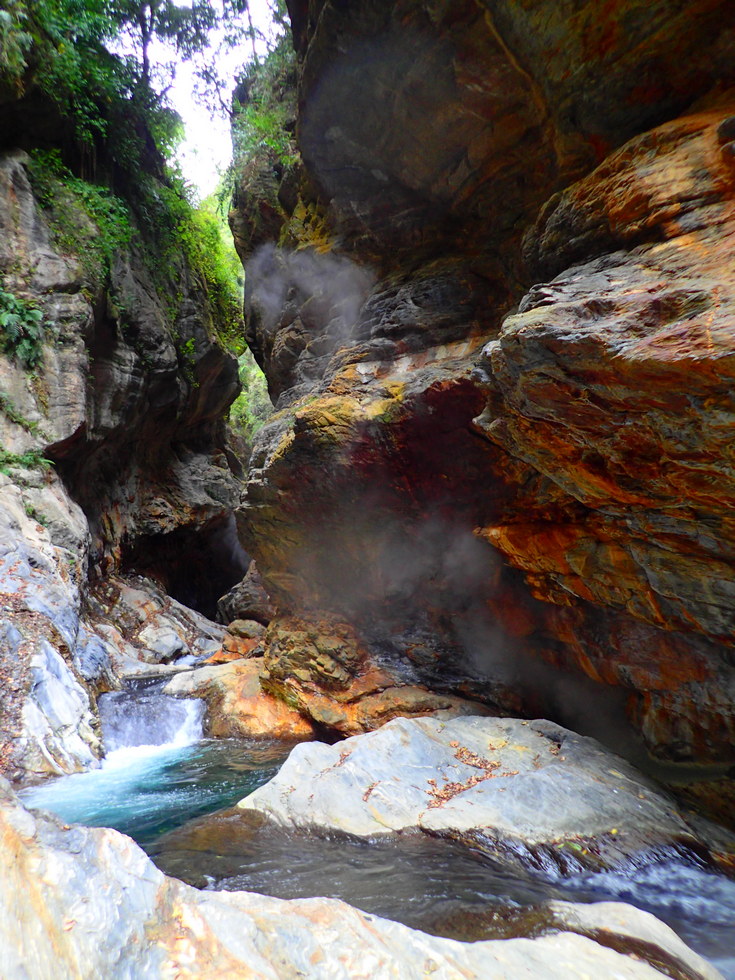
[21,679,735,977]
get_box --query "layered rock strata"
[0,148,244,781]
[231,0,735,780]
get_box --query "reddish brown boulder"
[261,615,492,735]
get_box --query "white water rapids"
[98,686,205,754]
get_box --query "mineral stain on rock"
[2,0,735,976]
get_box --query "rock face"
[230,0,735,782]
[289,0,735,263]
[86,574,226,672]
[0,146,244,782]
[0,477,102,781]
[239,715,731,875]
[216,560,276,625]
[163,657,316,740]
[1,778,722,980]
[0,152,241,585]
[475,107,735,762]
[257,614,493,735]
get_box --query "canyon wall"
[0,143,243,780]
[232,0,735,784]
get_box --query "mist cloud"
[245,244,376,347]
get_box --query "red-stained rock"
[231,3,735,788]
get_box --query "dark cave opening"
[120,515,250,621]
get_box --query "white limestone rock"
[238,715,700,869]
[1,779,721,980]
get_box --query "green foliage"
[229,348,272,444]
[0,391,46,437]
[109,0,219,85]
[223,29,298,209]
[0,446,52,475]
[130,168,243,349]
[0,0,247,173]
[0,0,33,90]
[0,285,45,369]
[24,501,49,526]
[1,0,278,381]
[27,150,243,359]
[187,201,244,352]
[27,150,133,286]
[10,0,148,163]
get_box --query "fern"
[0,286,45,369]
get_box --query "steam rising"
[245,244,375,349]
[241,246,647,767]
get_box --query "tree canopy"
[0,0,281,170]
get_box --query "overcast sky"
[147,0,281,198]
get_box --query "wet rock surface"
[1,779,722,979]
[163,657,316,740]
[238,716,734,876]
[87,574,226,672]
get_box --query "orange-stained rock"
[234,4,735,777]
[478,105,735,644]
[272,684,493,737]
[162,659,316,740]
[260,614,492,736]
[201,620,265,664]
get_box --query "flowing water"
[98,683,205,753]
[21,679,289,847]
[20,680,735,977]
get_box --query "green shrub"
[0,285,45,369]
[0,0,33,92]
[232,32,297,168]
[219,30,298,216]
[0,391,46,436]
[26,149,133,286]
[0,446,52,475]
[229,349,273,444]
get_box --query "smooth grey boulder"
[238,715,705,871]
[1,779,721,980]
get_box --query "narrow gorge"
[2,0,735,977]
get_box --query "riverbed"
[20,683,735,978]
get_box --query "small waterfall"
[99,680,204,753]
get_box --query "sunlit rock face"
[234,0,735,778]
